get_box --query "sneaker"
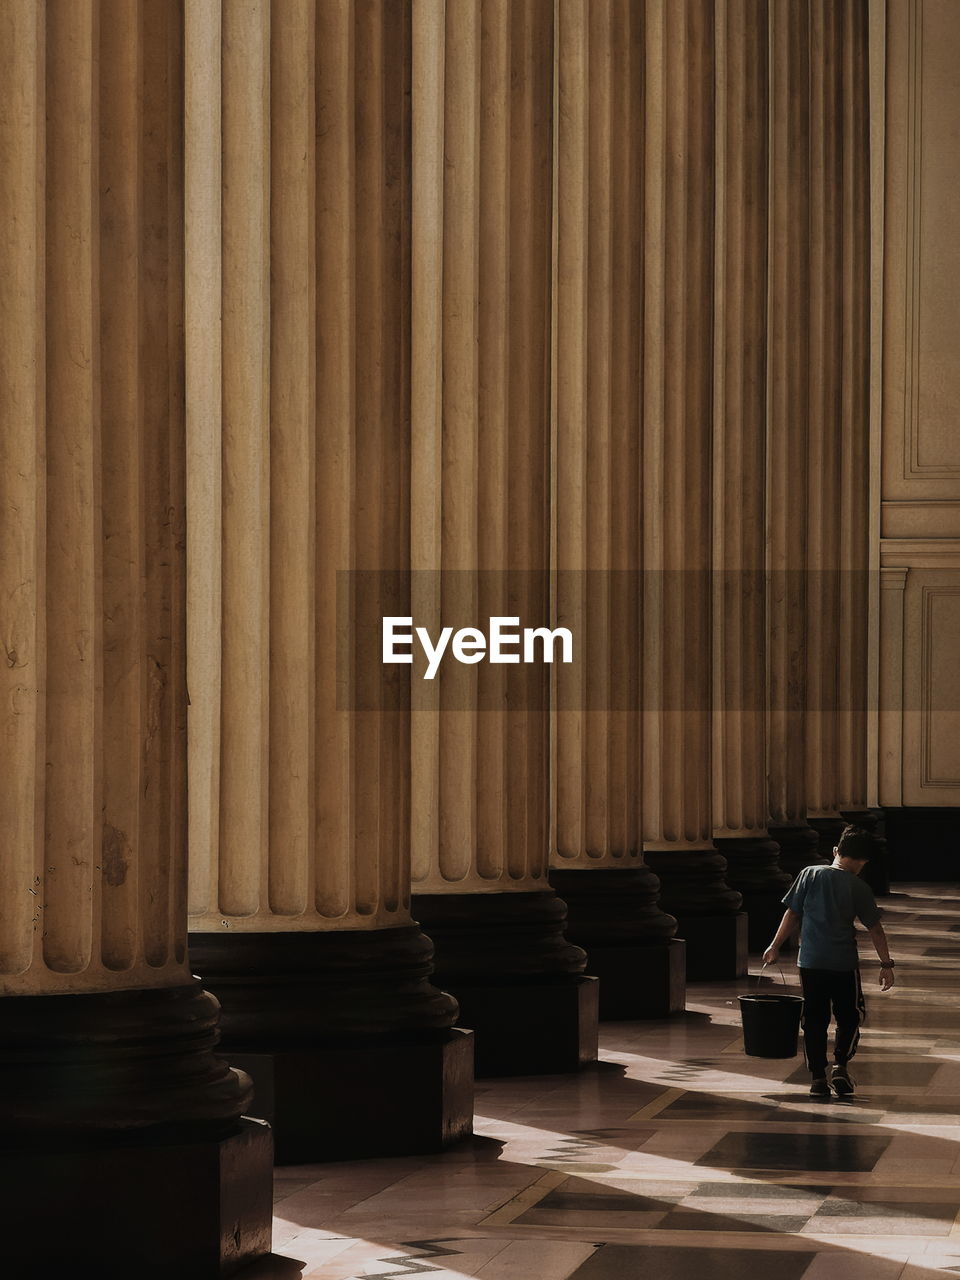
[809,1077,830,1097]
[831,1065,855,1097]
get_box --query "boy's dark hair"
[836,825,875,862]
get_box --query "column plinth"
[411,893,597,1077]
[0,984,272,1277]
[5,1122,273,1280]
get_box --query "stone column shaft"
[767,0,824,876]
[185,0,471,1162]
[711,0,791,952]
[641,0,746,980]
[712,0,771,848]
[188,0,411,934]
[549,0,682,1019]
[836,0,871,814]
[807,0,873,868]
[804,0,870,825]
[0,4,271,1270]
[410,0,597,1076]
[805,0,845,826]
[0,0,185,1007]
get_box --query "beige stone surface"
[186,2,414,931]
[768,0,871,827]
[551,0,644,869]
[767,0,811,831]
[640,0,715,854]
[878,0,960,807]
[711,0,771,840]
[410,0,555,894]
[0,2,190,993]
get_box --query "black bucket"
[739,992,803,1058]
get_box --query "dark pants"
[799,967,865,1077]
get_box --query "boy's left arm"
[857,881,895,990]
[866,921,895,990]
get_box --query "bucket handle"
[756,961,790,991]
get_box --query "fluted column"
[836,0,873,849]
[641,0,746,980]
[804,0,845,850]
[409,0,596,1076]
[767,0,825,876]
[185,0,472,1161]
[0,3,271,1270]
[767,1,872,876]
[711,0,791,953]
[803,1,872,862]
[548,0,682,1019]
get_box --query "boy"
[763,826,895,1098]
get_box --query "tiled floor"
[262,885,960,1280]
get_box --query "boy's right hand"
[763,945,779,965]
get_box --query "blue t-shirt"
[782,864,882,970]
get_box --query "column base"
[714,837,792,954]
[583,939,686,1020]
[768,824,827,877]
[546,867,683,1020]
[0,1118,272,1277]
[808,815,847,858]
[0,981,257,1144]
[190,925,474,1162]
[675,912,749,981]
[642,849,743,917]
[230,1028,474,1164]
[411,890,597,1075]
[451,976,599,1077]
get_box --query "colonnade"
[0,1,874,1274]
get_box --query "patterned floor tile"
[566,1244,815,1280]
[694,1131,892,1172]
